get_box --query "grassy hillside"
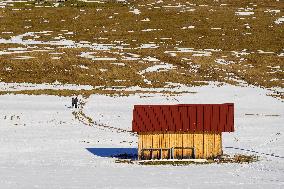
[0,0,283,97]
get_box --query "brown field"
[0,0,283,98]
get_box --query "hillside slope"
[0,0,283,98]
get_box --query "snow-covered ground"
[0,83,283,188]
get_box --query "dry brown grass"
[0,0,283,97]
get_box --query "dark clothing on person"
[74,97,78,108]
[71,97,75,108]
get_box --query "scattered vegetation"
[115,154,258,165]
[213,154,259,164]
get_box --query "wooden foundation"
[138,132,222,159]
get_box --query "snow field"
[0,82,283,188]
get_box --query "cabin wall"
[138,132,222,159]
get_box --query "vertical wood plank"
[178,132,183,158]
[167,133,171,158]
[152,134,156,159]
[201,133,204,158]
[189,132,194,158]
[182,132,187,158]
[213,133,218,157]
[138,133,142,159]
[183,133,187,158]
[210,133,213,157]
[156,133,160,159]
[142,133,146,159]
[141,133,144,159]
[220,133,223,155]
[169,132,173,149]
[164,133,168,159]
[145,133,150,159]
[208,133,213,159]
[161,133,165,158]
[193,132,199,158]
[203,133,208,159]
[214,133,222,156]
[175,133,178,158]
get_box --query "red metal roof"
[132,104,234,133]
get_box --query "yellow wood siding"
[138,132,222,159]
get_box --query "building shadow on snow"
[86,148,138,160]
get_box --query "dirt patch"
[115,154,258,165]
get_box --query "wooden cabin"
[132,103,234,160]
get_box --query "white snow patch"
[110,62,125,66]
[169,52,177,57]
[139,43,159,49]
[215,59,235,65]
[165,48,213,57]
[160,37,172,40]
[129,8,141,15]
[93,57,117,61]
[139,63,176,74]
[142,56,160,62]
[0,82,94,91]
[235,10,254,16]
[264,9,280,14]
[257,50,275,54]
[65,32,74,35]
[141,18,150,22]
[232,50,250,57]
[274,17,284,24]
[12,56,35,60]
[78,65,89,69]
[181,26,195,29]
[80,52,96,60]
[51,57,61,60]
[141,28,162,32]
[5,67,12,71]
[79,52,117,61]
[0,32,124,51]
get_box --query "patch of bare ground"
[114,154,258,165]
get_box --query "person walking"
[74,97,78,108]
[71,97,75,108]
